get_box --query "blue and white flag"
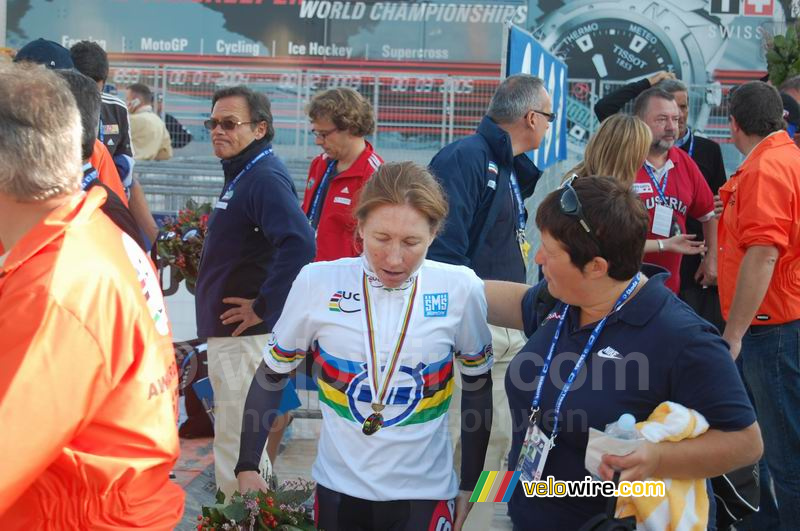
[503,24,568,170]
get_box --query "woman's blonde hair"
[565,114,652,189]
[355,161,448,234]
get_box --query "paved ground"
[172,427,513,530]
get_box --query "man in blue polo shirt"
[486,176,760,530]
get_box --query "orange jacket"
[89,139,129,207]
[718,131,800,325]
[0,187,184,529]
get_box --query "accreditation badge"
[515,421,554,483]
[517,230,531,267]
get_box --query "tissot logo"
[329,290,362,313]
[709,0,774,15]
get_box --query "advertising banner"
[504,23,567,169]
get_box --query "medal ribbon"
[361,271,418,408]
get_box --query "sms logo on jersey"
[424,293,448,317]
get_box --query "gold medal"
[362,404,385,436]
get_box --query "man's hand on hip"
[220,297,263,337]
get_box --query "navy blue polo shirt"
[505,268,756,530]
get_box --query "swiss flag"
[744,0,774,16]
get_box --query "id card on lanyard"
[215,149,273,210]
[515,274,641,482]
[644,164,674,238]
[509,171,530,266]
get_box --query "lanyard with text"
[307,160,337,228]
[216,149,273,209]
[644,164,670,206]
[509,171,531,265]
[530,273,641,436]
[359,272,418,436]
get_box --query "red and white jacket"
[302,141,382,262]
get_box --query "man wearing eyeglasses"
[426,73,546,531]
[302,87,383,262]
[195,85,316,498]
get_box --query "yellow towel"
[616,401,710,531]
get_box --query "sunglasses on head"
[203,118,257,131]
[559,175,604,255]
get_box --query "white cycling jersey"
[264,256,493,501]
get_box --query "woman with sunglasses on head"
[302,87,384,262]
[485,176,761,530]
[566,114,707,258]
[236,162,494,531]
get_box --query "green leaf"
[222,501,248,522]
[215,488,226,504]
[774,34,787,49]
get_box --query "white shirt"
[264,256,493,501]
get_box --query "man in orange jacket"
[0,62,184,528]
[719,81,800,530]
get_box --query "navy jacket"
[195,138,316,338]
[427,116,541,283]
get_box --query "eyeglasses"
[531,109,557,123]
[310,128,338,140]
[559,175,604,255]
[203,118,257,131]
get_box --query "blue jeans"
[740,320,800,530]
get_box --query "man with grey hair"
[596,72,727,329]
[779,74,800,104]
[427,73,546,531]
[0,62,184,526]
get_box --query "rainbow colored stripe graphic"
[469,471,522,503]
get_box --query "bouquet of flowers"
[156,199,212,293]
[197,479,316,531]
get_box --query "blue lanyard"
[98,118,104,143]
[81,163,98,190]
[220,149,273,200]
[307,160,337,226]
[509,171,526,231]
[531,273,641,436]
[644,164,669,206]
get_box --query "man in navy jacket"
[427,73,546,530]
[195,86,316,497]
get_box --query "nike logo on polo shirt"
[596,346,623,360]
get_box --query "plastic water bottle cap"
[618,413,636,432]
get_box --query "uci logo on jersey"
[329,290,361,313]
[423,293,448,317]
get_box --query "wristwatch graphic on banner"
[533,0,737,138]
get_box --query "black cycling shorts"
[314,484,454,531]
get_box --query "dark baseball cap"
[14,38,74,69]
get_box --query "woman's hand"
[664,234,706,255]
[237,470,268,494]
[597,442,663,482]
[453,490,474,531]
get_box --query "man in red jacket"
[0,61,183,529]
[302,87,383,261]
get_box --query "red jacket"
[301,141,382,262]
[0,187,184,529]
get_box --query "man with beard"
[631,88,717,294]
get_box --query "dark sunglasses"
[203,118,257,131]
[532,109,557,123]
[559,175,604,254]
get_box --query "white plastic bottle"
[605,413,640,440]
